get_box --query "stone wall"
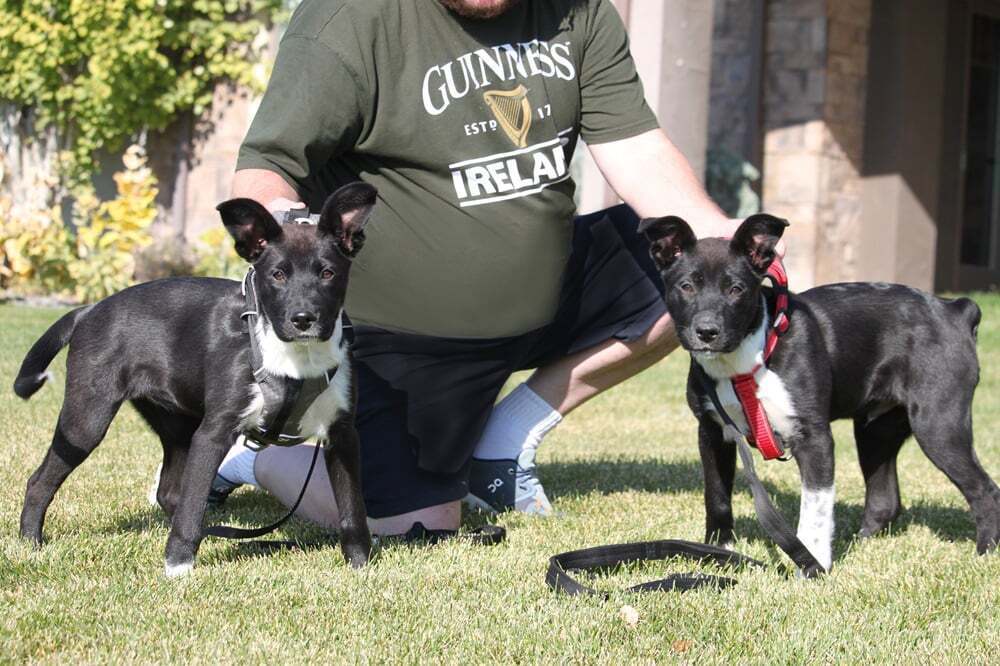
[760,0,872,288]
[181,85,259,241]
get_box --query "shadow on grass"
[541,457,706,497]
[729,487,979,556]
[94,457,980,568]
[105,488,507,567]
[541,456,981,557]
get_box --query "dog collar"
[699,260,791,461]
[239,267,337,449]
[274,210,322,225]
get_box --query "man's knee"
[630,312,677,357]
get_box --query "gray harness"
[239,215,338,449]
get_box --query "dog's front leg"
[325,420,371,568]
[791,425,836,573]
[163,419,234,577]
[698,417,737,547]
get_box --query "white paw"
[164,561,194,578]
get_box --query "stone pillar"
[577,0,715,213]
[760,0,872,288]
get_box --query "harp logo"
[484,85,532,148]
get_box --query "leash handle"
[546,539,763,596]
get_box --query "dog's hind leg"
[20,395,122,545]
[854,407,910,538]
[908,392,1000,554]
[132,399,199,517]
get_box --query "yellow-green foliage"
[1,145,158,302]
[0,0,283,183]
[192,226,243,280]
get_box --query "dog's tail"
[949,297,982,341]
[13,306,93,399]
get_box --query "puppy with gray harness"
[14,182,377,577]
[638,213,999,573]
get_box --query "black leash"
[547,539,763,597]
[202,437,323,546]
[545,364,823,596]
[202,440,507,549]
[692,363,824,578]
[383,522,507,547]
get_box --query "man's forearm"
[588,129,732,238]
[231,169,303,210]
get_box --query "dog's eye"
[320,269,335,281]
[729,284,745,297]
[679,281,695,294]
[272,270,287,282]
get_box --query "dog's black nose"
[695,325,720,343]
[290,311,318,331]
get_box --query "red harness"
[729,260,790,461]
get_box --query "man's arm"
[231,169,304,212]
[588,128,734,239]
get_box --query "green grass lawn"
[2,295,999,664]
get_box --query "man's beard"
[438,0,522,20]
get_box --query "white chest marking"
[692,305,798,443]
[797,484,835,571]
[256,314,346,379]
[238,312,351,443]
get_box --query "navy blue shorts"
[350,205,667,518]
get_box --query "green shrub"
[706,149,761,218]
[0,0,284,185]
[1,145,158,302]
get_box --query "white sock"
[215,437,259,488]
[472,383,562,467]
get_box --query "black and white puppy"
[640,214,1000,571]
[14,182,376,576]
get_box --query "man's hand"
[266,198,307,215]
[232,169,304,212]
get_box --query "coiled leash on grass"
[545,423,821,596]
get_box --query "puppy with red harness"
[639,213,999,573]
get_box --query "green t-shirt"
[237,0,658,337]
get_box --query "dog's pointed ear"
[638,216,697,269]
[730,213,789,273]
[318,182,378,257]
[216,198,284,262]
